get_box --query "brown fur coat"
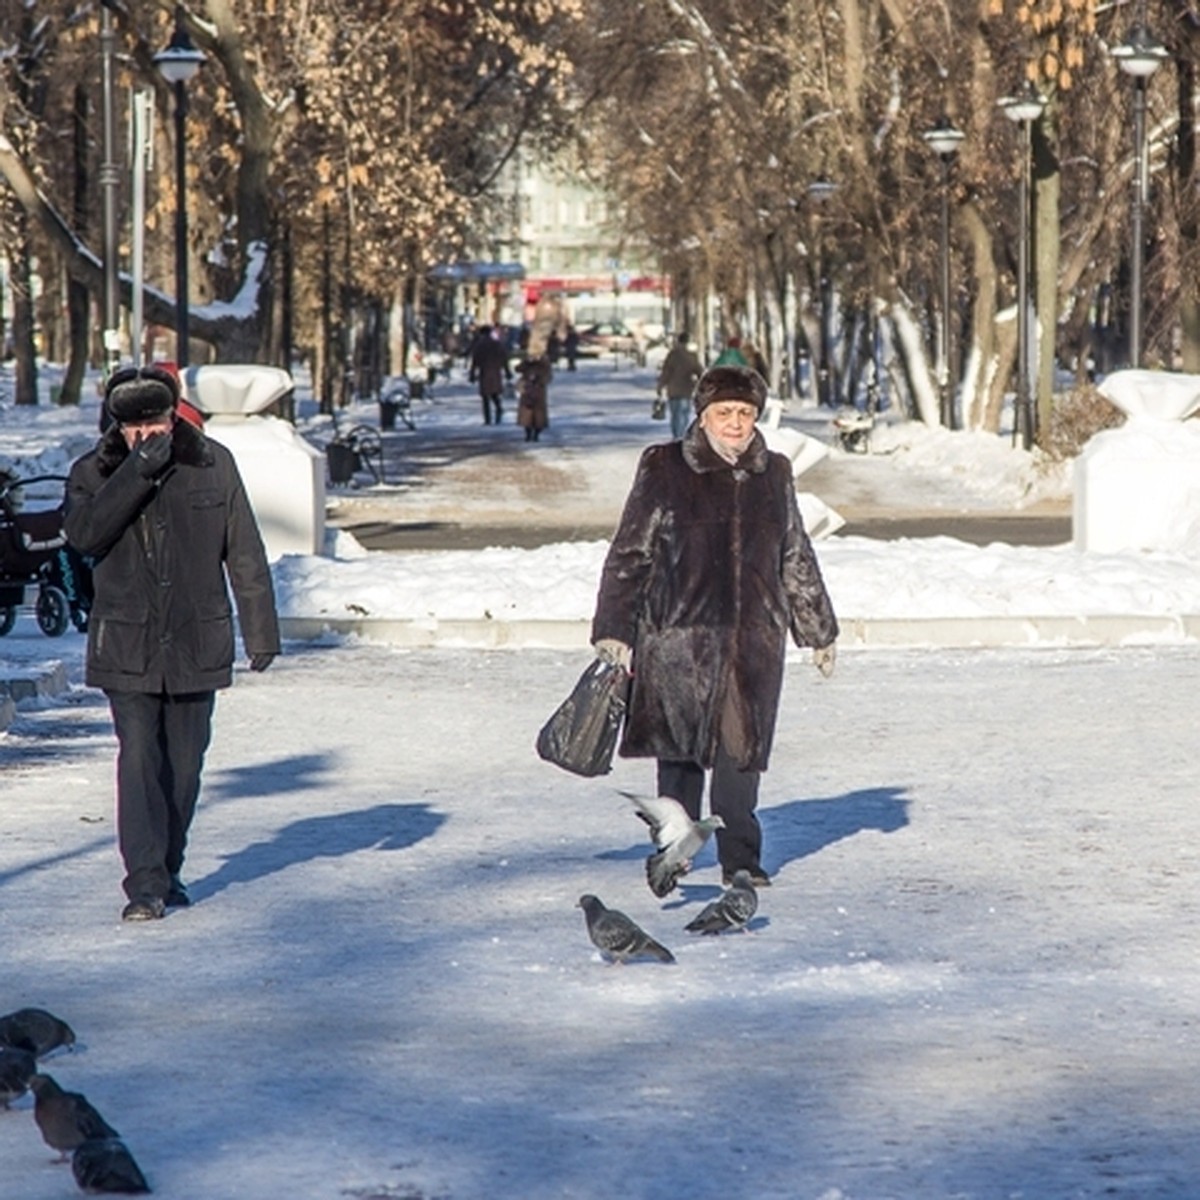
[591,424,837,771]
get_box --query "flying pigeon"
[0,1044,37,1108]
[623,791,725,898]
[72,1137,150,1194]
[29,1074,120,1162]
[577,894,675,964]
[0,1007,76,1058]
[684,869,759,934]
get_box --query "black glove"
[249,652,276,673]
[133,432,173,479]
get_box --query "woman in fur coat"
[516,354,552,442]
[591,365,838,887]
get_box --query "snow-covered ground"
[3,360,1200,1198]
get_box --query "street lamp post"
[154,7,205,368]
[922,116,965,430]
[1112,22,1168,368]
[99,1,121,378]
[807,175,837,406]
[999,82,1046,450]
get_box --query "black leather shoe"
[165,877,190,908]
[723,867,771,888]
[121,896,166,922]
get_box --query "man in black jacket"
[65,366,280,922]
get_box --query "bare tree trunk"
[959,202,999,431]
[61,81,90,406]
[1033,116,1060,443]
[10,226,38,405]
[1177,59,1200,371]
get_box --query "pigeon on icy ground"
[0,1044,38,1107]
[577,894,675,964]
[29,1074,120,1162]
[72,1137,150,1194]
[622,791,725,898]
[0,1007,76,1058]
[684,869,759,934]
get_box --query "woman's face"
[700,400,758,452]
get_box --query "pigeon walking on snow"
[577,894,675,964]
[0,1007,76,1058]
[0,1044,37,1107]
[29,1074,120,1161]
[623,791,725,898]
[72,1137,150,1194]
[684,869,759,934]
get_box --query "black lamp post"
[1112,21,1168,368]
[922,116,965,429]
[999,81,1046,450]
[99,1,120,378]
[154,8,205,368]
[807,175,837,406]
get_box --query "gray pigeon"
[29,1074,120,1161]
[685,869,759,934]
[577,894,675,964]
[624,791,725,898]
[0,1044,37,1107]
[72,1137,150,1194]
[0,1007,76,1058]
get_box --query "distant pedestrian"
[713,335,748,368]
[64,365,280,922]
[468,325,512,425]
[564,325,581,371]
[656,332,703,439]
[516,354,552,442]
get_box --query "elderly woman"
[591,365,838,887]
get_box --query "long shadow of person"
[761,787,911,876]
[189,801,445,902]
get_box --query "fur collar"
[95,418,215,477]
[680,421,769,475]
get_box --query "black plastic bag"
[536,657,631,777]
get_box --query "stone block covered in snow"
[1074,369,1200,554]
[186,365,325,561]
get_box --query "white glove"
[813,643,837,678]
[593,638,633,671]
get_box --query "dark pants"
[107,689,216,901]
[657,745,762,873]
[482,393,502,424]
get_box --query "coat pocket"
[188,613,234,674]
[93,617,150,676]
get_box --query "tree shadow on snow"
[761,786,911,875]
[203,752,335,799]
[189,802,445,901]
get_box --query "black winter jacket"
[64,420,280,694]
[592,424,837,771]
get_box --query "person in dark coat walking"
[64,365,280,922]
[656,332,704,439]
[591,365,838,887]
[468,325,512,424]
[516,354,552,442]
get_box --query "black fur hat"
[105,365,180,423]
[693,365,768,414]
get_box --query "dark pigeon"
[684,868,759,934]
[0,1007,76,1058]
[72,1137,151,1194]
[0,1044,37,1108]
[29,1074,120,1161]
[577,894,675,964]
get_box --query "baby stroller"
[0,473,92,637]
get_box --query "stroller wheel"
[0,605,15,637]
[36,585,69,637]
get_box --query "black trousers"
[107,690,215,901]
[656,745,762,873]
[482,392,503,423]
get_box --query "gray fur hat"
[105,365,179,423]
[693,365,768,414]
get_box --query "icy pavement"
[2,635,1198,1198]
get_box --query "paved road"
[336,511,1073,552]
